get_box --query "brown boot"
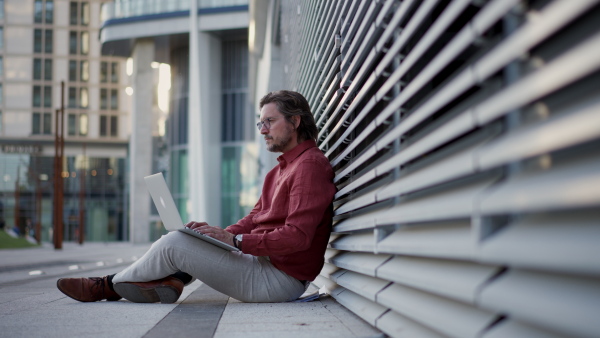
[57,276,122,302]
[113,276,184,304]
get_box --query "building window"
[110,89,118,110]
[33,59,42,80]
[68,113,88,136]
[33,86,42,107]
[81,2,89,26]
[44,59,52,80]
[68,114,76,135]
[45,0,53,24]
[100,115,118,137]
[44,29,53,53]
[0,0,4,20]
[100,62,108,82]
[68,87,77,108]
[110,116,118,137]
[100,115,107,136]
[43,86,52,107]
[111,62,119,83]
[34,0,43,23]
[69,60,77,81]
[69,1,77,25]
[0,56,3,78]
[68,87,88,109]
[69,31,77,54]
[34,29,51,54]
[34,29,42,53]
[80,60,89,81]
[32,112,52,135]
[34,59,52,80]
[80,87,88,108]
[100,88,107,109]
[0,26,3,49]
[80,31,89,55]
[32,113,41,134]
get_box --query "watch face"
[236,234,243,241]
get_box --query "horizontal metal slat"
[331,270,391,302]
[377,256,500,304]
[340,1,381,76]
[334,109,476,185]
[320,262,340,279]
[313,274,338,295]
[476,98,600,170]
[329,252,392,276]
[376,178,498,225]
[374,0,440,80]
[377,310,445,338]
[330,232,375,252]
[478,269,600,337]
[482,319,564,338]
[330,286,388,326]
[376,144,478,201]
[378,283,499,338]
[335,178,498,232]
[475,30,600,125]
[480,157,600,215]
[473,0,598,83]
[480,211,600,276]
[377,221,473,259]
[333,207,382,233]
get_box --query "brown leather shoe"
[113,276,184,304]
[57,276,122,302]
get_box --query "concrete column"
[188,9,222,227]
[129,39,155,243]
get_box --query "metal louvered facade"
[274,0,600,337]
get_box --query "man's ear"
[292,115,301,129]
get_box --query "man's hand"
[184,221,235,247]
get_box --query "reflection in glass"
[80,114,88,136]
[80,87,88,108]
[80,60,89,81]
[80,31,89,55]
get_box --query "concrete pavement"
[0,242,382,337]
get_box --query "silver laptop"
[144,173,240,251]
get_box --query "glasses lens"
[256,121,262,130]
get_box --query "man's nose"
[260,123,269,134]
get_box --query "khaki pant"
[112,231,306,302]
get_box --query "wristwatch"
[234,234,243,248]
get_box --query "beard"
[265,133,292,152]
[265,124,295,153]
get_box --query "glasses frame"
[256,117,278,131]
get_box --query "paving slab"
[0,242,382,337]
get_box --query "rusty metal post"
[53,81,65,249]
[78,143,86,245]
[35,176,42,244]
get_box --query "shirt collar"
[277,139,317,166]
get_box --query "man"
[57,90,336,304]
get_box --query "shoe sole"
[113,283,180,304]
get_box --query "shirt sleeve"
[242,159,335,256]
[225,198,262,235]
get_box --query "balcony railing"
[101,0,248,22]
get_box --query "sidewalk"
[0,242,382,338]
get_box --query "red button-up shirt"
[226,139,336,281]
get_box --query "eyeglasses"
[256,117,277,131]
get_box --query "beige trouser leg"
[112,231,306,302]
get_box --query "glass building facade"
[0,153,127,242]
